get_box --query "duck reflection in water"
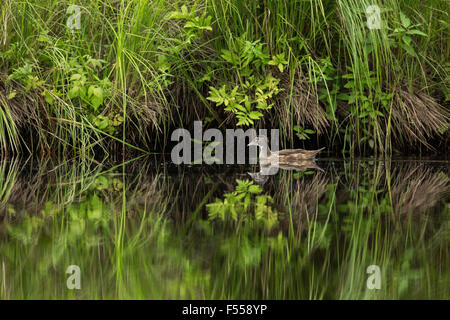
[248,161,324,185]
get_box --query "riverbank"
[0,0,448,157]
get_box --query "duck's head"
[248,136,269,148]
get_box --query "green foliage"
[207,34,286,126]
[337,69,394,149]
[1,159,448,299]
[7,62,44,92]
[307,56,340,122]
[92,114,124,135]
[164,5,212,53]
[90,174,123,192]
[294,125,315,141]
[207,74,280,125]
[0,0,447,156]
[388,11,428,57]
[268,52,289,73]
[166,5,212,34]
[67,56,111,113]
[207,179,280,230]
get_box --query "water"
[0,158,448,299]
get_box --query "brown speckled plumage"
[248,136,325,164]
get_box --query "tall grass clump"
[0,0,186,156]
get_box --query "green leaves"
[93,114,123,135]
[7,62,45,92]
[406,29,427,37]
[206,179,280,230]
[294,125,315,140]
[268,52,288,72]
[399,12,411,29]
[207,75,281,126]
[66,57,111,113]
[219,36,269,71]
[68,73,87,99]
[401,41,417,57]
[338,66,395,150]
[41,88,61,105]
[248,111,263,120]
[7,62,33,83]
[166,5,212,40]
[389,11,428,58]
[207,56,282,126]
[7,90,17,100]
[184,15,212,31]
[67,84,86,99]
[206,34,287,126]
[220,49,239,66]
[86,56,106,70]
[166,5,191,20]
[207,85,235,106]
[87,85,103,111]
[235,179,262,194]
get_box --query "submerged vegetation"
[0,0,448,157]
[0,158,448,298]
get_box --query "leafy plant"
[207,34,286,126]
[7,62,44,92]
[268,52,289,73]
[67,56,111,113]
[337,69,392,149]
[294,125,315,140]
[164,5,212,52]
[93,114,124,135]
[388,11,428,57]
[166,5,212,36]
[307,56,339,122]
[207,179,280,230]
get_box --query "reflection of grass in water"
[0,159,448,299]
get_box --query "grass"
[0,158,448,299]
[0,0,448,157]
[1,1,447,300]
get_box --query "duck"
[248,136,325,164]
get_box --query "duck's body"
[248,136,325,164]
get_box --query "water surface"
[0,158,448,299]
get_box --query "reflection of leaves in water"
[394,249,423,297]
[6,216,37,245]
[220,237,263,269]
[293,170,315,179]
[91,175,123,191]
[0,159,449,299]
[207,179,281,230]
